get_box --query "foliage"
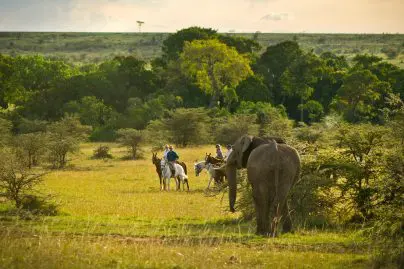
[370,144,403,268]
[256,41,303,104]
[236,101,293,138]
[64,96,115,128]
[213,114,258,145]
[163,108,211,147]
[47,116,90,168]
[92,145,113,159]
[0,117,12,147]
[180,39,253,107]
[0,151,45,208]
[12,132,47,168]
[235,75,272,103]
[116,129,144,159]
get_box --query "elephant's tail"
[270,140,280,205]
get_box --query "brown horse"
[152,153,189,191]
[205,153,225,166]
[204,153,225,185]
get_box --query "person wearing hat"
[224,144,233,162]
[166,145,179,173]
[215,144,224,159]
[163,144,170,161]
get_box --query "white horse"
[161,160,189,191]
[194,161,217,189]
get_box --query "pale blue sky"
[0,0,403,33]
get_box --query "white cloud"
[260,12,290,21]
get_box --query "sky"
[0,0,403,33]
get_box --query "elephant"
[225,135,300,236]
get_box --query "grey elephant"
[225,135,300,236]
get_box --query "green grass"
[0,143,372,268]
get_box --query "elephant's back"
[247,142,300,176]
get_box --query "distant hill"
[0,32,403,67]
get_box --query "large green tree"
[332,69,392,122]
[256,41,303,104]
[180,39,253,107]
[280,52,324,122]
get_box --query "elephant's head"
[226,135,271,212]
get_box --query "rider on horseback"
[215,144,224,159]
[167,145,179,174]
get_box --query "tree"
[47,116,90,168]
[0,54,14,108]
[161,27,217,63]
[0,151,45,208]
[332,69,390,122]
[332,124,387,220]
[256,41,303,104]
[180,39,253,107]
[161,27,260,63]
[116,128,144,159]
[13,133,47,169]
[4,55,76,120]
[280,52,324,122]
[0,117,12,147]
[235,75,272,103]
[298,100,324,123]
[164,108,211,147]
[64,96,115,128]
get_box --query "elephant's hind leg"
[253,182,271,236]
[281,202,292,233]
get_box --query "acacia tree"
[179,39,253,108]
[116,128,144,159]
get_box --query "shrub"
[213,114,257,145]
[164,108,211,147]
[46,116,91,168]
[116,128,144,159]
[12,133,47,168]
[93,145,113,159]
[0,151,45,208]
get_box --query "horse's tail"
[181,162,187,175]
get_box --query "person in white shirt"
[224,144,233,162]
[163,144,169,161]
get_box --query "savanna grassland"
[1,32,403,67]
[0,143,371,269]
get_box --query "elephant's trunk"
[226,165,237,213]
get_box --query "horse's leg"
[159,173,163,191]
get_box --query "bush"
[93,145,113,159]
[89,126,117,142]
[164,108,211,147]
[0,118,12,148]
[12,133,47,168]
[0,151,46,208]
[116,128,144,159]
[213,114,257,145]
[46,116,90,168]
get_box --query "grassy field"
[0,143,372,268]
[0,32,403,68]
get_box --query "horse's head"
[194,162,204,177]
[205,153,212,165]
[152,152,160,165]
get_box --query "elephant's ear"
[241,135,253,153]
